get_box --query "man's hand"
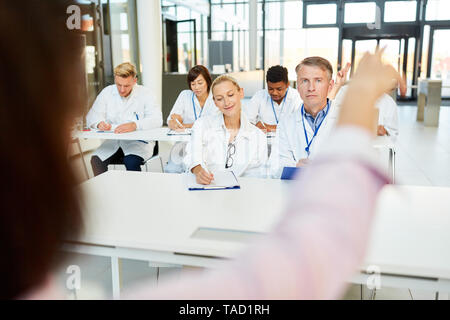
[97,121,112,131]
[296,158,310,167]
[256,122,277,133]
[329,62,351,99]
[192,165,214,185]
[377,125,387,136]
[114,122,137,134]
[336,62,351,88]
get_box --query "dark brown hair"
[0,1,83,299]
[295,56,333,80]
[187,65,212,93]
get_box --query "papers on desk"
[186,171,240,191]
[167,128,192,135]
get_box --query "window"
[384,1,417,22]
[306,3,337,25]
[430,29,450,96]
[426,0,450,21]
[344,2,376,24]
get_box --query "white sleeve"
[268,118,296,178]
[167,91,188,123]
[243,130,268,178]
[86,89,108,129]
[184,119,204,172]
[378,96,399,137]
[243,92,261,125]
[135,92,163,130]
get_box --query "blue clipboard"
[281,167,300,180]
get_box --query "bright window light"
[385,1,417,22]
[306,3,337,25]
[344,2,377,24]
[426,0,450,21]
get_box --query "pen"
[175,118,185,129]
[134,112,139,120]
[260,120,267,130]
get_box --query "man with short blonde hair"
[86,62,162,176]
[114,62,137,79]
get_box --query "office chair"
[108,141,164,173]
[143,141,164,172]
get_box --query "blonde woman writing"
[185,75,268,184]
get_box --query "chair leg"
[159,156,164,173]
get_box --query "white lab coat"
[184,110,268,178]
[268,101,339,178]
[165,90,220,173]
[244,87,302,125]
[86,84,163,161]
[333,85,399,138]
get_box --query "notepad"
[167,128,192,135]
[186,171,240,190]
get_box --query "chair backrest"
[152,141,159,157]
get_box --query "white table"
[76,127,190,143]
[76,129,396,181]
[64,171,450,299]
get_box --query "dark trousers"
[91,148,144,176]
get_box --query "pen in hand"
[174,118,185,130]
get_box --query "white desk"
[64,171,450,299]
[76,127,190,143]
[76,129,396,181]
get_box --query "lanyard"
[270,88,288,124]
[192,93,204,121]
[301,100,330,156]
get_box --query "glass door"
[176,19,197,73]
[164,19,197,73]
[430,29,450,98]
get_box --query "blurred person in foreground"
[1,1,398,300]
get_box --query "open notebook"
[167,128,192,135]
[185,171,240,190]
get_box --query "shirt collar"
[302,99,330,119]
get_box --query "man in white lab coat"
[333,84,399,138]
[270,57,345,177]
[245,65,302,132]
[86,62,163,176]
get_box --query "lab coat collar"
[113,84,138,101]
[218,109,252,140]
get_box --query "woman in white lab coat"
[86,63,163,176]
[185,75,268,184]
[165,65,220,173]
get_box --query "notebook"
[186,171,240,191]
[167,128,192,135]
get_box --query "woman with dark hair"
[4,1,398,300]
[165,65,220,173]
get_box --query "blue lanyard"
[192,93,204,121]
[270,88,288,124]
[301,100,330,156]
